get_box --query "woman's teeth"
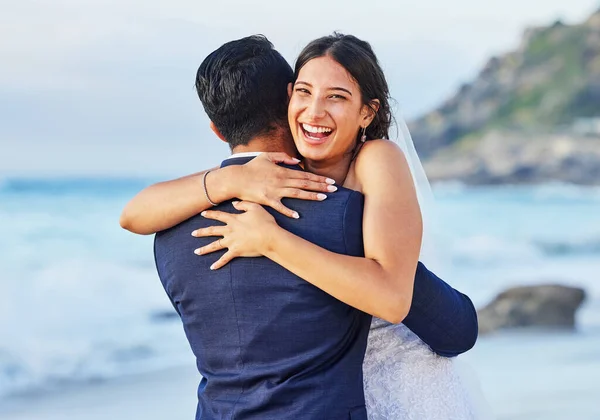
[301,123,333,139]
[302,123,332,134]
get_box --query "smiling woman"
[288,35,392,171]
[289,57,373,159]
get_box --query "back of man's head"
[195,35,293,149]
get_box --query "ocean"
[1,178,599,418]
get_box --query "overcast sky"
[1,0,598,177]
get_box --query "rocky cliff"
[410,9,600,184]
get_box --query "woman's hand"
[233,153,337,219]
[191,201,279,270]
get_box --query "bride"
[121,33,487,419]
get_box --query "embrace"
[120,34,487,419]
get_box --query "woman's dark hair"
[294,33,392,141]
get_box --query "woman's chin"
[295,137,332,161]
[296,144,327,162]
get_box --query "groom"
[153,36,477,419]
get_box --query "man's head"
[195,35,294,150]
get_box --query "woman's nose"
[306,97,326,120]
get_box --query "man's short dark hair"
[195,35,293,148]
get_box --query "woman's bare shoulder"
[355,139,408,175]
[345,139,410,193]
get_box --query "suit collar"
[220,155,303,171]
[227,152,263,160]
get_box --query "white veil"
[389,109,494,419]
[388,108,445,275]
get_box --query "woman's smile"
[299,123,335,145]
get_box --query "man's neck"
[231,133,297,157]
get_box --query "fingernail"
[194,249,202,255]
[210,264,216,270]
[232,201,240,206]
[292,212,300,219]
[292,158,301,163]
[326,178,335,184]
[327,185,338,192]
[201,211,206,217]
[191,230,198,237]
[317,194,327,201]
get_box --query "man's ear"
[209,121,227,143]
[287,82,293,100]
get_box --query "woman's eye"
[295,88,310,94]
[329,94,346,100]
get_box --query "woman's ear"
[287,82,293,100]
[369,99,381,114]
[362,99,380,126]
[209,121,227,143]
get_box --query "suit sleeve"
[153,234,182,317]
[402,262,478,357]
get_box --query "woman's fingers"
[232,198,299,219]
[281,167,335,186]
[193,240,236,269]
[209,251,236,270]
[191,225,226,238]
[200,210,234,223]
[231,200,259,212]
[285,178,337,193]
[268,199,300,219]
[281,188,328,202]
[194,238,226,255]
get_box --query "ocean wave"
[431,181,468,194]
[529,182,600,200]
[0,256,191,400]
[450,234,600,266]
[535,238,600,256]
[0,177,155,196]
[450,235,543,266]
[433,182,600,203]
[0,332,190,399]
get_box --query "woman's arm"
[120,168,219,235]
[119,153,336,235]
[196,141,422,323]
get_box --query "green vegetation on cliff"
[409,9,600,157]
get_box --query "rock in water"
[477,284,586,334]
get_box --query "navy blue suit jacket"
[155,157,372,419]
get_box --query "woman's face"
[288,55,373,163]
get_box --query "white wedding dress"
[363,317,489,420]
